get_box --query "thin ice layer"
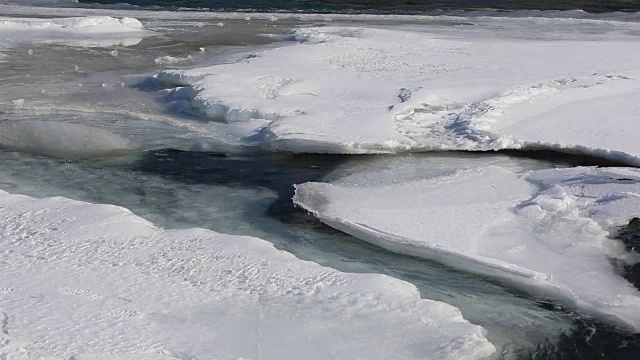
[155,25,640,162]
[0,120,132,158]
[294,166,640,332]
[0,15,149,47]
[0,191,494,360]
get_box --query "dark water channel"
[0,147,639,359]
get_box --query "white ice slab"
[294,166,640,332]
[0,191,494,359]
[0,15,149,47]
[155,24,640,162]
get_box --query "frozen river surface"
[1,1,640,359]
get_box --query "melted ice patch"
[0,120,133,158]
[294,166,640,332]
[0,191,494,359]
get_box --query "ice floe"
[0,15,150,48]
[294,165,640,332]
[0,191,494,359]
[155,24,640,162]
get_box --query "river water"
[79,0,640,13]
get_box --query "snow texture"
[294,166,640,332]
[155,25,640,163]
[0,191,494,360]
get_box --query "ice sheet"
[3,5,639,162]
[154,24,640,162]
[0,191,494,359]
[294,166,640,332]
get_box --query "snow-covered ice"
[0,190,495,359]
[294,166,640,332]
[155,24,640,163]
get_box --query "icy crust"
[0,191,494,360]
[0,15,148,47]
[155,26,640,161]
[294,166,640,332]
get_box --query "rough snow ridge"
[394,73,636,152]
[294,166,640,332]
[0,191,495,359]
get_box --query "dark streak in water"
[533,318,640,360]
[614,218,640,291]
[134,149,349,234]
[617,218,640,253]
[500,149,635,168]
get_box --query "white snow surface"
[294,166,640,332]
[0,15,149,47]
[0,191,495,360]
[156,25,640,162]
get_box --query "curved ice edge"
[255,139,640,172]
[0,190,496,359]
[258,134,408,154]
[259,136,640,167]
[293,197,638,333]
